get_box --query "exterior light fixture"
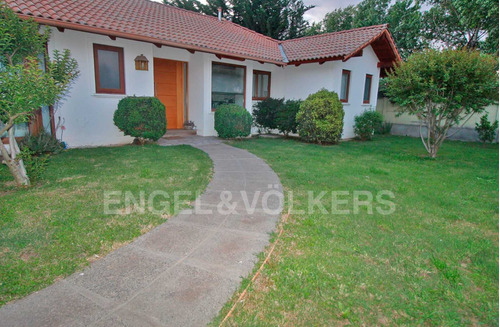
[134,54,149,71]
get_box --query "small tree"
[385,49,498,157]
[475,114,498,143]
[0,4,79,186]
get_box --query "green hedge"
[214,104,252,138]
[296,89,344,144]
[277,99,302,136]
[253,98,282,131]
[113,96,166,142]
[253,98,302,136]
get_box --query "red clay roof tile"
[5,0,399,65]
[281,24,390,62]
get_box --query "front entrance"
[153,58,187,130]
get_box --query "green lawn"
[0,144,212,306]
[214,136,498,326]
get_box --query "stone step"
[162,129,197,139]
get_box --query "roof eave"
[286,55,344,66]
[20,14,285,66]
[343,28,401,63]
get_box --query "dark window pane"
[212,63,245,109]
[253,73,257,97]
[261,74,269,98]
[252,72,270,99]
[363,76,372,102]
[97,49,121,89]
[341,71,349,100]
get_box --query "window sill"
[92,93,127,98]
[341,102,350,106]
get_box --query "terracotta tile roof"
[281,24,393,63]
[6,0,284,63]
[6,0,400,65]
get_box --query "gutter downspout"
[278,43,289,67]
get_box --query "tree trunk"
[418,110,445,159]
[428,144,438,158]
[0,127,30,187]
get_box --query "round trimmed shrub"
[214,104,252,139]
[296,89,344,144]
[354,110,384,141]
[113,96,166,142]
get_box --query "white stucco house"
[6,0,401,147]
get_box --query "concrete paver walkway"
[0,137,283,327]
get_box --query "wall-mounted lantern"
[134,54,149,71]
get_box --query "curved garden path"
[0,136,283,327]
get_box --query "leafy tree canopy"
[423,0,499,53]
[164,0,313,40]
[308,0,498,58]
[314,0,426,59]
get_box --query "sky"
[303,0,361,23]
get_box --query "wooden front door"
[153,58,186,129]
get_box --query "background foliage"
[164,0,312,40]
[306,0,498,58]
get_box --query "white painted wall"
[48,27,155,147]
[47,26,381,145]
[282,45,381,139]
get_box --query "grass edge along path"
[212,135,498,326]
[0,144,213,306]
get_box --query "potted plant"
[183,120,196,130]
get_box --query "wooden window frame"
[93,44,125,94]
[211,62,247,111]
[252,70,271,100]
[363,74,373,104]
[340,69,350,103]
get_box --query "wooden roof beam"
[215,54,245,62]
[377,61,395,68]
[287,55,343,66]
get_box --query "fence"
[376,97,499,142]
